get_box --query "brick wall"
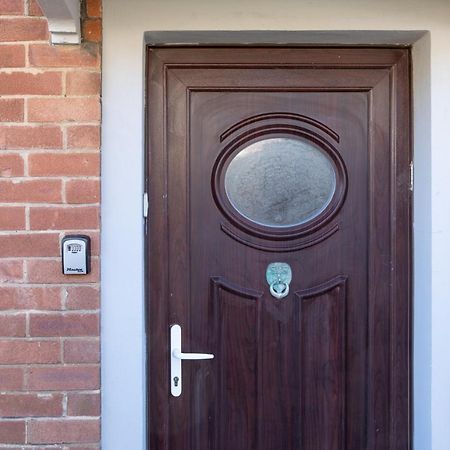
[0,1,102,448]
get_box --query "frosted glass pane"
[224,137,336,227]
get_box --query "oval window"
[224,137,336,228]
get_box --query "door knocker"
[266,262,292,299]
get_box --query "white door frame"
[102,14,434,450]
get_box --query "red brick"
[27,259,99,284]
[0,233,59,256]
[30,313,99,337]
[28,97,100,122]
[64,339,100,363]
[0,18,48,42]
[89,230,100,255]
[0,153,23,177]
[64,447,98,450]
[0,340,60,364]
[0,260,23,282]
[65,286,99,310]
[66,72,100,96]
[0,125,62,149]
[67,393,100,416]
[0,0,24,14]
[30,206,99,230]
[29,43,100,68]
[67,125,100,149]
[0,313,26,336]
[0,179,62,202]
[0,44,25,67]
[83,19,101,43]
[27,366,100,390]
[0,287,61,310]
[0,99,24,122]
[0,420,25,444]
[28,418,100,444]
[0,71,62,95]
[1,155,22,178]
[66,179,100,204]
[29,153,99,176]
[28,0,43,16]
[0,367,24,390]
[0,393,63,417]
[0,206,25,230]
[86,0,101,18]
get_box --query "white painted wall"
[102,1,450,448]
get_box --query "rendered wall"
[102,0,450,449]
[0,0,102,447]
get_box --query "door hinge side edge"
[143,192,149,218]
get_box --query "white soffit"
[36,0,81,44]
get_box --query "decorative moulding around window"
[36,0,81,45]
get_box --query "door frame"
[145,44,412,449]
[101,28,434,450]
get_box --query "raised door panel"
[297,276,347,450]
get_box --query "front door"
[147,47,411,450]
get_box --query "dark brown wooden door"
[147,47,411,450]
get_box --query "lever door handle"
[172,349,214,360]
[170,324,214,397]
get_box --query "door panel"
[209,277,262,450]
[147,47,411,450]
[298,276,347,450]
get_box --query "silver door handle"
[172,349,214,360]
[170,324,214,397]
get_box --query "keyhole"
[173,376,179,387]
